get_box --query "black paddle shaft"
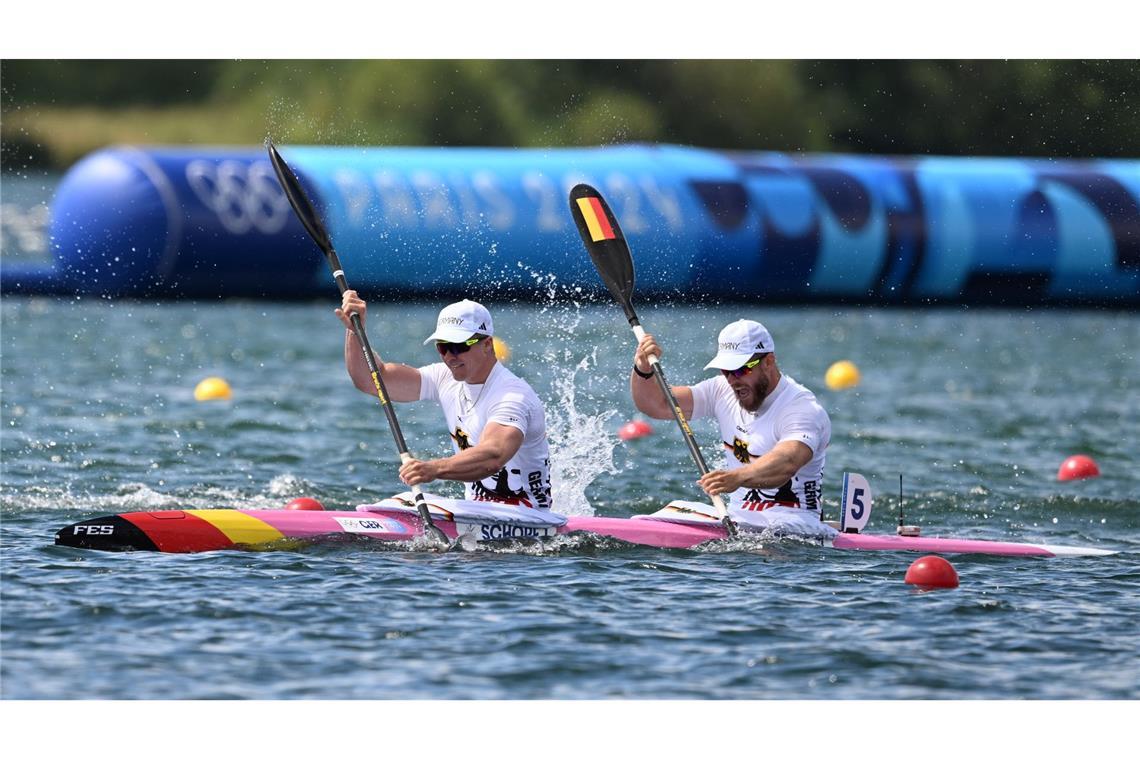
[569,184,729,521]
[267,142,449,545]
[639,334,715,478]
[267,143,410,455]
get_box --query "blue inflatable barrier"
[4,144,1138,304]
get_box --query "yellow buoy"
[825,360,861,390]
[493,337,511,362]
[194,376,233,401]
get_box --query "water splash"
[535,297,623,516]
[0,477,318,514]
[0,482,184,512]
[545,353,621,516]
[266,473,318,500]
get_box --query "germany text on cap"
[703,319,775,370]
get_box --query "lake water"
[1,169,1137,755]
[3,295,1137,705]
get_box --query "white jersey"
[690,374,830,513]
[419,361,552,509]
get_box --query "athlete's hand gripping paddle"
[268,142,450,547]
[569,184,735,532]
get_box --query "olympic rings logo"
[185,159,292,235]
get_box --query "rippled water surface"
[2,296,1138,700]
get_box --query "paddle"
[568,184,735,532]
[267,141,450,546]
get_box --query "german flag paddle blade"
[569,184,637,323]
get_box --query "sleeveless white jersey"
[690,374,830,512]
[419,361,552,509]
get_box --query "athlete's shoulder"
[691,374,737,422]
[692,374,731,398]
[495,364,532,391]
[419,362,453,386]
[780,375,830,421]
[782,374,823,403]
[494,365,545,405]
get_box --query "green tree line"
[2,59,1137,170]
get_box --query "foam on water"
[265,473,319,500]
[544,350,620,516]
[529,294,624,517]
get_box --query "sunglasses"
[436,336,485,356]
[721,355,765,379]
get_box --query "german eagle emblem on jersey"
[726,437,752,464]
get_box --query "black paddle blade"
[267,141,334,255]
[569,184,638,323]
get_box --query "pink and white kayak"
[54,491,1116,558]
[53,504,725,553]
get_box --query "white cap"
[703,319,775,370]
[423,299,494,344]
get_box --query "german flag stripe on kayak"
[186,510,286,546]
[56,510,289,552]
[575,196,616,242]
[123,511,235,552]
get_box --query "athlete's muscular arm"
[337,289,421,401]
[697,440,813,496]
[399,423,524,486]
[630,333,694,420]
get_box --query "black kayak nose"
[55,515,158,551]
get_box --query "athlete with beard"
[337,292,552,510]
[631,320,830,525]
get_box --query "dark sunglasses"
[721,355,766,379]
[436,336,485,356]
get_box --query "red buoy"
[1057,455,1100,481]
[285,497,325,511]
[904,555,959,590]
[618,420,653,441]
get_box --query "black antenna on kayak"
[897,473,920,537]
[898,474,904,530]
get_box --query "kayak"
[52,508,731,553]
[52,507,1114,557]
[54,487,1116,558]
